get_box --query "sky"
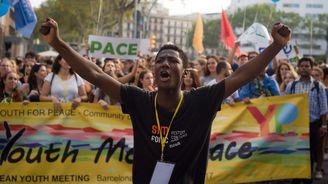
[31,0,232,15]
[158,0,231,15]
[31,0,46,8]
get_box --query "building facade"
[0,8,30,58]
[229,0,328,17]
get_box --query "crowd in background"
[1,42,328,182]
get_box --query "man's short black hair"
[216,61,228,74]
[25,51,37,59]
[298,57,314,68]
[104,58,115,63]
[156,44,188,68]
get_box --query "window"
[305,13,318,19]
[306,4,323,8]
[283,3,299,8]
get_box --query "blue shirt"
[239,74,280,100]
[285,78,328,123]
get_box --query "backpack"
[290,80,320,105]
[290,80,320,94]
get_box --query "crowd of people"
[0,20,326,183]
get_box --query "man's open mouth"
[160,71,170,81]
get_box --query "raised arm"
[226,41,239,66]
[224,23,291,98]
[41,18,122,102]
[117,61,139,84]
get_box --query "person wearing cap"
[226,41,249,72]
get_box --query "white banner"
[238,23,270,53]
[88,35,150,59]
[276,40,301,60]
[238,23,300,60]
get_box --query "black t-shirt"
[120,80,225,184]
[231,62,239,72]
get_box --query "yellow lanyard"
[2,92,13,104]
[300,82,312,94]
[154,92,184,161]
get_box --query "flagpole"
[310,19,313,56]
[267,5,274,28]
[242,9,246,32]
[253,6,258,23]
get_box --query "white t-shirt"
[206,78,239,103]
[45,72,85,102]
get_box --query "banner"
[0,94,309,183]
[206,94,310,183]
[276,40,302,61]
[88,35,150,60]
[238,22,270,54]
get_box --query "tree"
[35,0,135,42]
[187,4,303,56]
[113,0,135,37]
[315,14,328,62]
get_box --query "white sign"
[88,35,150,59]
[276,40,301,60]
[238,23,271,53]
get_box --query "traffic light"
[149,33,156,49]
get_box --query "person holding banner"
[40,55,88,110]
[286,57,328,182]
[41,18,291,183]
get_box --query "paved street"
[313,160,328,184]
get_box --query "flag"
[0,0,10,17]
[221,10,237,52]
[192,14,204,54]
[13,0,37,38]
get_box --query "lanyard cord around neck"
[2,91,13,103]
[154,92,184,161]
[300,82,312,94]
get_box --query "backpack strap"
[311,81,320,106]
[49,73,55,95]
[311,81,320,94]
[290,81,298,94]
[74,73,79,90]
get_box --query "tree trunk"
[118,11,125,37]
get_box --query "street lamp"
[134,0,138,38]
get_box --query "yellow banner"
[0,94,309,183]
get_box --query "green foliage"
[34,0,135,43]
